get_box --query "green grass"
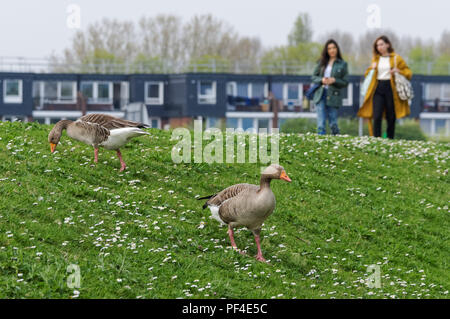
[281,118,428,141]
[0,121,449,299]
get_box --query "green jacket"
[311,59,349,107]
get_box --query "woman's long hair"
[318,39,343,68]
[373,35,395,56]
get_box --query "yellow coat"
[358,52,413,121]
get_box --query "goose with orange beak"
[198,164,291,262]
[48,114,149,171]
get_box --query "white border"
[145,81,164,105]
[3,79,23,103]
[198,80,217,104]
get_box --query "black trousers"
[373,80,396,139]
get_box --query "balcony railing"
[2,56,449,75]
[226,96,311,113]
[33,96,129,112]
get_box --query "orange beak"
[50,143,57,153]
[280,170,292,182]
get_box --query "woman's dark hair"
[319,39,343,68]
[373,35,395,56]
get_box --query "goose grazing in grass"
[199,164,291,262]
[48,114,150,171]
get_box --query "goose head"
[261,164,291,182]
[48,120,70,153]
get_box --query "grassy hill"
[0,121,448,299]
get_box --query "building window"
[444,84,450,99]
[198,80,216,104]
[271,82,303,109]
[227,82,268,100]
[44,82,58,99]
[252,83,268,100]
[426,83,450,100]
[3,79,23,103]
[80,82,112,103]
[237,82,250,98]
[284,83,303,107]
[80,82,94,99]
[32,81,76,109]
[271,83,284,100]
[145,82,164,105]
[226,82,237,96]
[97,82,111,102]
[342,83,353,106]
[149,118,161,129]
[60,81,76,101]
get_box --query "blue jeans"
[316,89,340,135]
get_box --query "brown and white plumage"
[79,113,149,130]
[48,114,149,171]
[199,164,291,262]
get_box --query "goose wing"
[69,120,110,146]
[79,114,150,129]
[202,183,257,207]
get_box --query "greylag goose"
[199,164,291,262]
[48,114,149,171]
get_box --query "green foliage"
[432,54,450,75]
[186,55,231,73]
[288,13,313,45]
[0,121,448,298]
[131,54,165,73]
[261,42,322,74]
[408,46,435,75]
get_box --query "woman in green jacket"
[311,39,349,135]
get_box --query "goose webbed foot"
[255,254,267,262]
[253,232,267,262]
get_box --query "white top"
[324,64,332,88]
[377,56,391,80]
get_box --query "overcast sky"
[0,0,448,59]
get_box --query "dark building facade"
[1,71,449,135]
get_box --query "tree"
[52,14,264,74]
[261,42,321,74]
[138,15,184,71]
[182,14,236,60]
[319,30,355,57]
[437,30,450,56]
[50,18,136,73]
[228,36,263,73]
[408,46,435,74]
[182,14,263,73]
[288,13,313,46]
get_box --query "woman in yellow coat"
[358,35,412,139]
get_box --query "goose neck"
[56,120,73,131]
[260,175,272,190]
